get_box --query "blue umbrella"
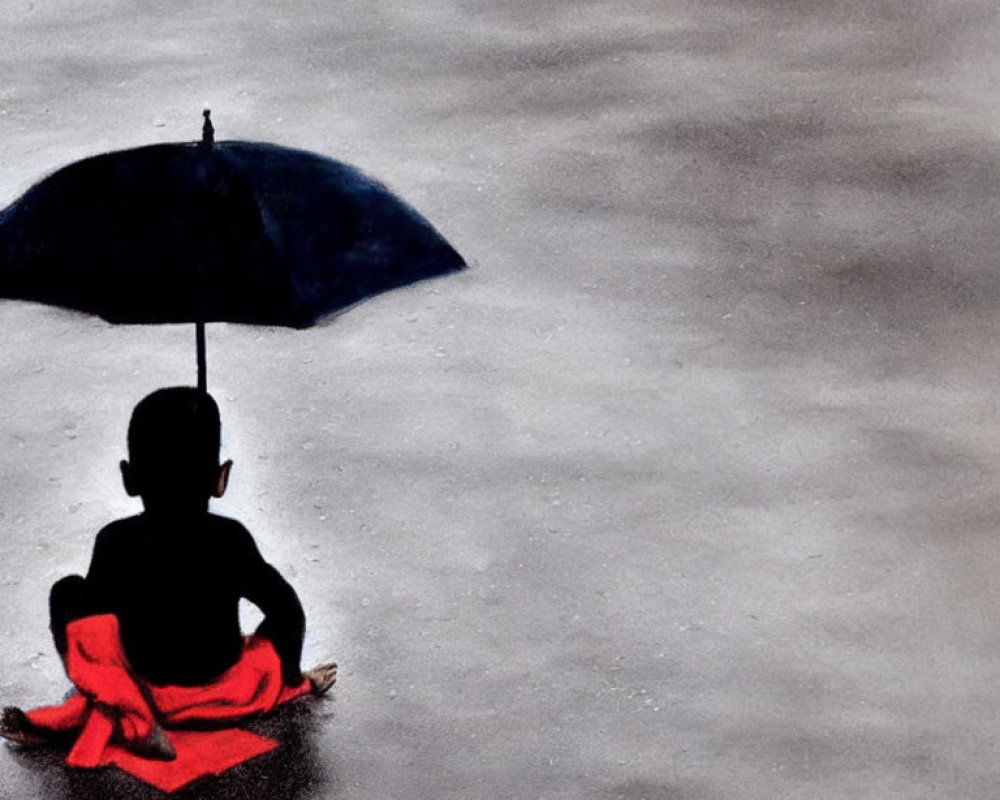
[0,111,466,389]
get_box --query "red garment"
[25,614,311,793]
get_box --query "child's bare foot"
[134,723,176,761]
[304,663,338,696]
[103,704,176,762]
[0,707,49,746]
[119,721,176,761]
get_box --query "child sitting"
[1,387,336,760]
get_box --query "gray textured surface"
[3,1,1000,797]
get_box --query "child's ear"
[213,460,233,498]
[120,460,141,497]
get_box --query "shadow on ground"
[6,701,339,800]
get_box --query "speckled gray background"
[3,2,1000,798]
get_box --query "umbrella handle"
[196,109,212,391]
[196,319,207,392]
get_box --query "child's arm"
[237,531,306,687]
[81,525,121,612]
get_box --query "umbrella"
[0,110,466,389]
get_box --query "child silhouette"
[2,387,336,759]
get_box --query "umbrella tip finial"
[201,107,214,149]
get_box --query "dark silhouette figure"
[47,387,308,688]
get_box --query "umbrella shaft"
[196,319,207,392]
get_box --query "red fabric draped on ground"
[25,614,311,793]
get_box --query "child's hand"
[304,663,338,696]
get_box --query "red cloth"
[25,614,311,793]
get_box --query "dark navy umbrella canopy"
[0,138,465,329]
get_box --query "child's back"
[49,387,306,687]
[86,511,303,686]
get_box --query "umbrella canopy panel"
[0,141,466,328]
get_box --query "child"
[1,387,336,758]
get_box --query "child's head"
[120,387,232,511]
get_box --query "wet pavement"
[3,1,1000,798]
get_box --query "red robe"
[25,614,311,793]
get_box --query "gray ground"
[2,1,1000,798]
